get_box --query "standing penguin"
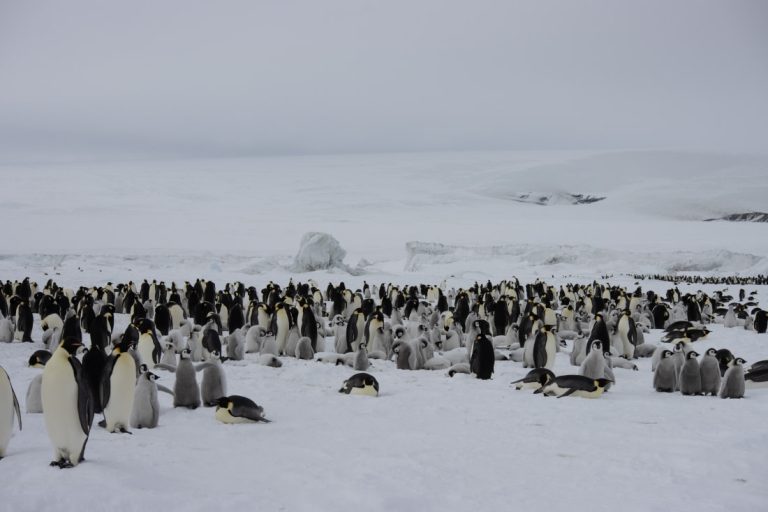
[653,350,677,393]
[136,319,162,369]
[719,358,746,399]
[470,334,495,380]
[754,309,767,334]
[198,350,227,407]
[101,336,137,433]
[130,366,174,429]
[679,351,702,396]
[579,340,607,380]
[616,310,637,359]
[0,365,22,458]
[586,313,610,356]
[172,349,201,409]
[699,348,721,396]
[42,335,94,468]
[272,302,292,356]
[532,326,557,370]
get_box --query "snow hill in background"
[0,149,766,285]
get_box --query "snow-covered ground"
[1,150,768,511]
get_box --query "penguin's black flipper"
[70,357,93,435]
[156,384,175,396]
[10,381,21,431]
[100,355,116,412]
[556,387,579,398]
[155,363,177,372]
[533,331,546,368]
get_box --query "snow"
[0,149,768,511]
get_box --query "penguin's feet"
[118,427,133,435]
[98,419,107,428]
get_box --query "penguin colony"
[0,275,765,466]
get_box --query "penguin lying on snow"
[215,395,270,423]
[511,368,555,391]
[535,375,612,398]
[339,373,379,396]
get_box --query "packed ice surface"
[0,150,767,512]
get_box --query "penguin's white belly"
[215,408,254,424]
[137,335,157,368]
[544,340,556,370]
[349,384,378,397]
[571,388,605,399]
[276,315,289,353]
[169,306,184,329]
[26,373,43,413]
[0,376,15,453]
[105,356,136,431]
[42,362,85,460]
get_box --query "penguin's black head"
[216,396,230,408]
[661,350,673,359]
[734,357,746,366]
[61,337,83,355]
[140,363,149,374]
[147,372,159,381]
[115,336,132,353]
[687,351,699,360]
[595,378,613,388]
[706,348,717,356]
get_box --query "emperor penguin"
[272,302,292,355]
[699,348,721,396]
[130,367,173,429]
[679,351,702,396]
[198,350,227,407]
[537,375,611,398]
[511,368,555,391]
[136,319,162,369]
[532,326,557,370]
[579,340,607,380]
[215,395,270,423]
[42,335,94,468]
[0,365,22,458]
[339,372,379,396]
[616,310,637,359]
[172,349,201,409]
[653,350,677,393]
[586,313,610,356]
[101,336,137,433]
[719,358,746,399]
[295,336,315,360]
[470,334,495,380]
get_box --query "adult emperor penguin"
[754,309,767,334]
[699,348,721,396]
[532,326,557,370]
[215,395,270,423]
[616,310,637,359]
[42,335,94,468]
[0,365,22,458]
[536,375,611,398]
[679,350,702,396]
[101,336,137,433]
[470,333,495,380]
[719,358,746,399]
[511,368,555,391]
[272,302,293,356]
[338,372,379,396]
[136,319,162,369]
[586,313,610,356]
[653,350,677,393]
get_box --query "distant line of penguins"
[1,275,767,466]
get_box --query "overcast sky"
[0,0,766,161]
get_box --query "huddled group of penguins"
[630,273,768,286]
[0,275,767,468]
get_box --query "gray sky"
[1,0,766,161]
